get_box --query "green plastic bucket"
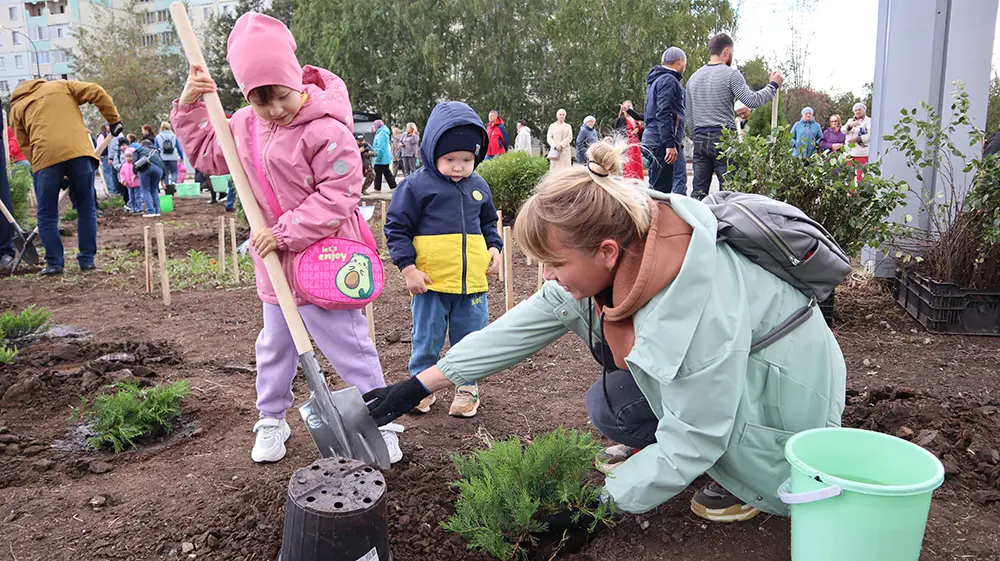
[175,182,201,197]
[159,194,174,213]
[210,174,231,194]
[781,428,944,561]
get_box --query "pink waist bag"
[251,119,383,310]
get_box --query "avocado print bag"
[250,118,383,310]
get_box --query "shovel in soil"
[169,3,390,469]
[0,197,38,269]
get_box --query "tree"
[71,0,186,132]
[986,70,1000,134]
[738,56,771,91]
[781,86,831,125]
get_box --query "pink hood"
[170,65,365,308]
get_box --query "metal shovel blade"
[13,229,39,266]
[296,351,390,469]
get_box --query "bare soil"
[0,196,998,560]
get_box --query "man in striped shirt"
[686,33,783,199]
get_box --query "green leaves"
[476,152,550,216]
[0,306,51,340]
[444,428,615,560]
[72,380,190,453]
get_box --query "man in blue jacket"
[642,47,686,193]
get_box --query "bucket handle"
[778,478,843,505]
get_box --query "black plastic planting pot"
[279,457,391,561]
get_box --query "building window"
[142,34,155,47]
[30,26,48,41]
[49,24,67,39]
[12,33,20,45]
[144,11,154,24]
[8,7,16,20]
[203,6,211,18]
[52,49,66,63]
[0,81,8,93]
[26,5,43,17]
[15,54,23,69]
[0,57,5,70]
[36,51,49,64]
[157,31,176,45]
[157,8,168,22]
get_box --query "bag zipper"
[730,202,801,266]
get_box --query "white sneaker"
[251,418,291,463]
[142,213,160,218]
[380,422,404,464]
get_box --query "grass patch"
[99,195,125,210]
[0,343,16,365]
[61,208,78,222]
[165,249,254,291]
[0,305,51,339]
[71,380,190,453]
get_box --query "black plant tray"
[894,270,1000,335]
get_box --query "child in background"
[384,101,502,418]
[118,149,142,213]
[171,12,402,464]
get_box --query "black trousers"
[374,164,396,191]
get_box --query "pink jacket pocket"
[293,211,384,309]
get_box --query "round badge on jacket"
[472,190,483,201]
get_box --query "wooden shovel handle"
[169,2,313,355]
[771,88,780,129]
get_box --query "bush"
[72,380,190,453]
[0,305,51,340]
[443,428,615,560]
[883,81,1000,288]
[99,194,125,210]
[476,151,550,217]
[8,165,33,226]
[717,126,907,258]
[61,208,78,222]
[0,342,16,365]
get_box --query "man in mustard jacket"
[10,79,122,275]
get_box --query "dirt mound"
[844,385,1000,498]
[0,339,180,408]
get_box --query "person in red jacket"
[485,110,510,160]
[6,127,29,170]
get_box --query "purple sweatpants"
[255,303,385,418]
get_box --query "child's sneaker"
[449,384,480,417]
[380,422,404,464]
[251,418,291,463]
[412,393,436,414]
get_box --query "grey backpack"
[649,190,852,351]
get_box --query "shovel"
[0,197,38,268]
[169,2,390,469]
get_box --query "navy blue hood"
[420,102,488,181]
[646,65,680,85]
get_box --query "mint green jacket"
[438,195,846,515]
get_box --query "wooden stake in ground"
[537,261,544,291]
[365,302,376,342]
[503,226,513,311]
[229,217,239,284]
[218,216,227,280]
[496,211,504,284]
[144,225,152,293]
[155,223,171,306]
[771,87,780,129]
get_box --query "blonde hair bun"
[586,139,626,177]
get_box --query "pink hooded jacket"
[170,17,364,307]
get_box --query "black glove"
[363,376,431,426]
[109,122,124,136]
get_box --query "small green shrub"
[718,126,908,258]
[443,428,615,560]
[99,194,125,210]
[476,151,550,217]
[0,305,51,339]
[165,249,251,290]
[72,380,190,453]
[61,208,78,222]
[8,165,33,226]
[0,342,16,365]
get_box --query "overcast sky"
[732,0,1000,96]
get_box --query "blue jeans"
[586,368,657,449]
[0,147,12,258]
[646,144,675,194]
[126,187,143,212]
[672,147,688,195]
[139,165,163,214]
[100,155,116,197]
[34,156,98,269]
[226,179,236,210]
[161,160,179,185]
[409,291,489,377]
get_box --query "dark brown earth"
[1,196,998,560]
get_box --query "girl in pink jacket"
[171,12,401,465]
[118,149,142,213]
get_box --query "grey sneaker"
[690,481,761,522]
[595,444,640,474]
